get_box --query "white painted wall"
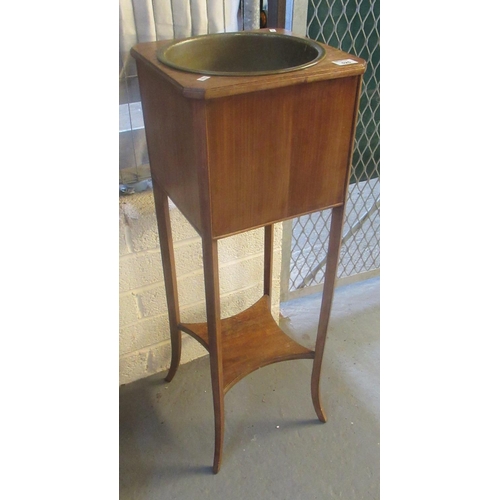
[286,0,308,35]
[119,190,282,385]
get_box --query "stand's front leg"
[202,237,225,474]
[152,182,182,382]
[311,206,345,422]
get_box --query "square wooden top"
[130,29,366,100]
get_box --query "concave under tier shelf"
[179,295,315,393]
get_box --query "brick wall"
[119,190,282,385]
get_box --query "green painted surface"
[307,0,380,183]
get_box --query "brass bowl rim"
[156,32,326,77]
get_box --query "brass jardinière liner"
[156,32,326,76]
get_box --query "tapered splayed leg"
[201,237,225,474]
[311,206,345,422]
[152,182,182,383]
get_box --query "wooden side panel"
[206,87,292,238]
[288,76,359,215]
[206,76,360,238]
[136,61,202,233]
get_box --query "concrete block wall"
[119,190,282,385]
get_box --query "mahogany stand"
[131,30,365,473]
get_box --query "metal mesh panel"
[286,0,380,295]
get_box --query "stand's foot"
[165,328,182,382]
[211,366,225,474]
[311,374,328,423]
[212,415,224,474]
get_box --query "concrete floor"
[120,277,380,499]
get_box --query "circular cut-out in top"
[156,32,326,76]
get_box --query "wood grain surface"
[131,29,366,473]
[131,29,366,99]
[180,296,314,394]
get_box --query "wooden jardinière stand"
[131,29,366,473]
